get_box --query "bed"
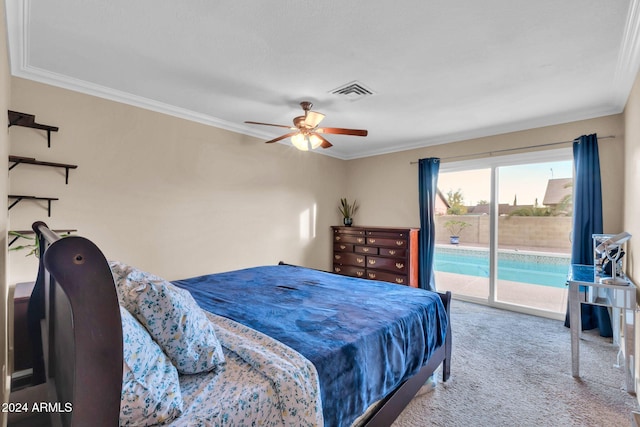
[27,221,452,426]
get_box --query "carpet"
[393,300,639,426]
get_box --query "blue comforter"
[173,264,448,427]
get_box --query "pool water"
[434,246,571,288]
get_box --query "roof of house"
[543,178,573,206]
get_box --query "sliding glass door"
[494,161,572,315]
[434,168,491,301]
[433,149,572,319]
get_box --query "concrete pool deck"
[435,271,569,317]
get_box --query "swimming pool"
[434,246,571,288]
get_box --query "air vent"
[330,81,375,101]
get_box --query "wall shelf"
[8,195,59,217]
[9,156,78,184]
[8,110,59,147]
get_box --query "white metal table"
[568,264,637,393]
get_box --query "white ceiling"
[5,0,640,160]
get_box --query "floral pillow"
[120,306,183,426]
[110,261,225,374]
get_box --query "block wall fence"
[435,215,572,250]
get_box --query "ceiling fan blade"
[314,133,333,149]
[264,132,298,144]
[245,121,295,130]
[316,127,368,137]
[304,111,325,128]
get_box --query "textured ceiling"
[5,0,640,159]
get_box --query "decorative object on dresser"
[332,226,419,287]
[338,198,359,227]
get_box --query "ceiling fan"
[244,101,368,151]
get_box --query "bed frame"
[28,221,452,427]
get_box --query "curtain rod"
[409,135,616,164]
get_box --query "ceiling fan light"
[291,133,309,151]
[305,111,325,128]
[309,134,323,149]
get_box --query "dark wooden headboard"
[30,221,122,426]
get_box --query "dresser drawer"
[366,237,407,248]
[355,245,378,255]
[379,247,406,257]
[334,243,354,252]
[333,264,366,278]
[334,234,367,245]
[366,230,410,239]
[365,270,408,285]
[366,256,407,273]
[334,228,365,235]
[334,252,366,266]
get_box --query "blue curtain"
[418,158,440,291]
[564,134,612,336]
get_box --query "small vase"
[449,236,459,245]
[343,217,353,227]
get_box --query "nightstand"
[12,282,35,390]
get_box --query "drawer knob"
[396,262,404,269]
[336,236,341,241]
[368,273,376,279]
[396,240,404,246]
[357,257,364,264]
[389,250,396,255]
[357,238,364,243]
[368,259,376,265]
[340,245,346,250]
[356,271,364,277]
[369,238,376,243]
[335,267,342,273]
[335,255,342,260]
[395,278,405,284]
[363,247,370,252]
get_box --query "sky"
[438,160,573,206]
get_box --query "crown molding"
[5,1,282,142]
[339,103,622,161]
[612,0,640,108]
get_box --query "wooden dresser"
[331,226,420,287]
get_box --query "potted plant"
[8,231,40,257]
[8,230,74,257]
[338,198,359,226]
[444,219,471,244]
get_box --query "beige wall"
[623,66,640,399]
[345,114,625,234]
[8,78,347,285]
[1,0,10,416]
[624,71,640,286]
